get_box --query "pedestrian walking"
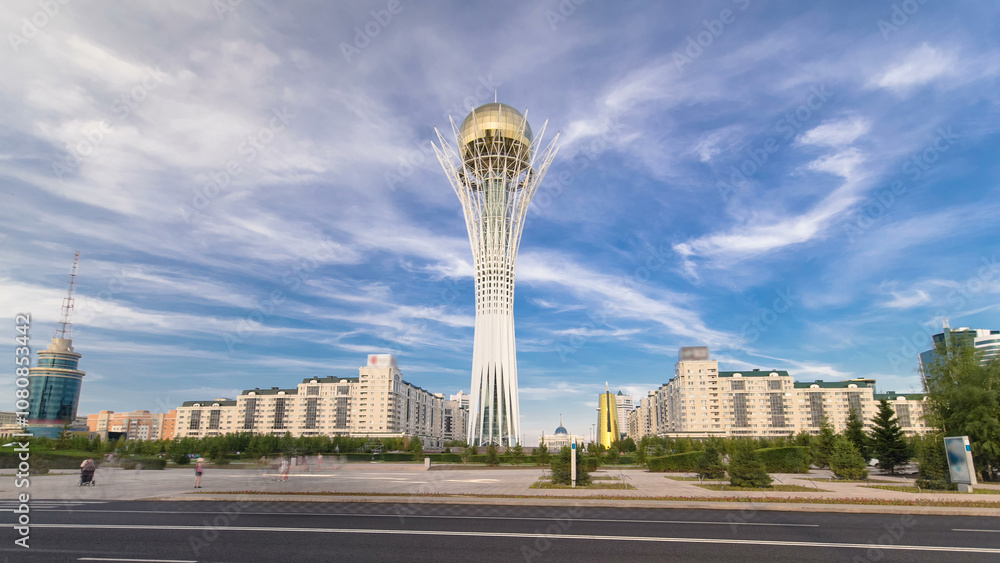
[279,458,289,481]
[317,453,323,471]
[194,458,204,488]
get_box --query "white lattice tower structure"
[434,103,558,446]
[55,251,80,339]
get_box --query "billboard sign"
[679,346,709,361]
[944,436,977,485]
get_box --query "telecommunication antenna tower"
[55,251,80,340]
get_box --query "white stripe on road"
[78,559,196,562]
[954,529,1000,533]
[30,509,819,527]
[35,524,1000,554]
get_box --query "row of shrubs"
[0,452,169,472]
[646,447,811,473]
[271,452,635,466]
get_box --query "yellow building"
[597,384,620,448]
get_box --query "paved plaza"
[7,462,1000,515]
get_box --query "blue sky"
[1,1,998,443]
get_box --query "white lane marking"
[34,524,1000,553]
[953,529,1000,533]
[31,509,819,527]
[78,559,196,562]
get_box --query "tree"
[811,416,836,468]
[408,436,423,457]
[280,432,295,456]
[636,437,650,467]
[794,431,813,448]
[915,433,953,489]
[923,338,1000,481]
[460,444,475,465]
[510,443,526,465]
[830,435,868,480]
[844,407,872,462]
[728,440,771,488]
[54,422,74,450]
[534,443,550,466]
[870,399,909,474]
[550,446,591,486]
[622,437,637,452]
[695,440,727,480]
[485,443,500,466]
[210,443,230,465]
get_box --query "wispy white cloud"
[870,43,955,93]
[797,117,870,147]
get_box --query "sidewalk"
[11,464,1000,515]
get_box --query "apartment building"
[875,391,931,436]
[86,410,177,441]
[625,347,934,440]
[174,354,448,447]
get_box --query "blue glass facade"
[27,342,85,426]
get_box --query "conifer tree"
[871,399,909,474]
[485,443,500,466]
[830,435,868,480]
[534,439,550,466]
[844,407,871,462]
[728,440,771,488]
[811,416,836,468]
[696,440,726,480]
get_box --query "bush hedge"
[916,479,959,491]
[646,451,702,472]
[756,447,810,473]
[0,452,102,470]
[120,456,167,470]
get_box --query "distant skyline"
[1,1,998,443]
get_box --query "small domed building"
[538,416,583,451]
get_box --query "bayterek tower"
[434,103,558,446]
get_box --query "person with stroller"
[79,458,96,486]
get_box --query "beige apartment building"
[174,355,454,448]
[86,410,177,441]
[625,348,933,441]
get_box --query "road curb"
[142,494,1000,517]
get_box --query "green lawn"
[865,485,1000,494]
[802,478,899,484]
[696,484,829,492]
[530,480,636,490]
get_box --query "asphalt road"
[2,499,999,562]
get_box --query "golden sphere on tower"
[458,103,533,164]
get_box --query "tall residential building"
[626,392,655,442]
[435,102,558,446]
[873,391,930,436]
[27,252,88,437]
[628,347,933,439]
[442,396,468,444]
[86,410,177,441]
[614,390,633,439]
[918,320,1000,376]
[174,354,447,447]
[450,390,471,410]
